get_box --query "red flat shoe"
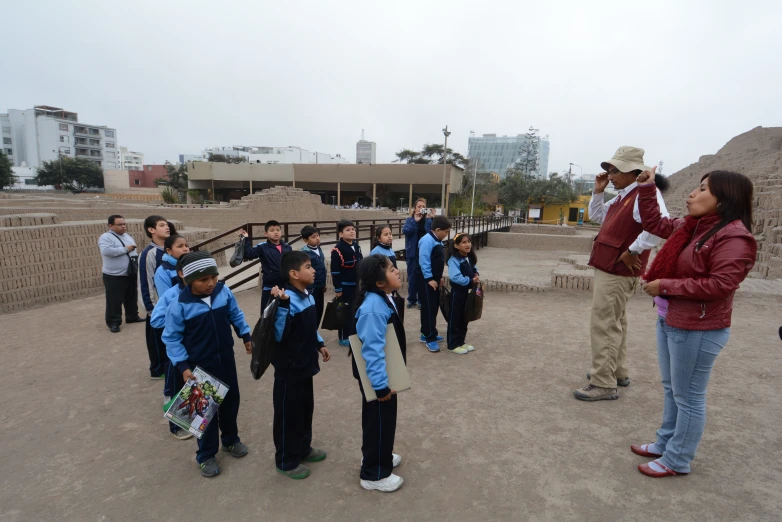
[631,444,663,458]
[638,460,681,478]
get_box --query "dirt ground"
[2,288,781,522]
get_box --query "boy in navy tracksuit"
[331,220,363,346]
[239,220,293,313]
[163,251,253,478]
[417,215,451,352]
[270,251,331,480]
[446,233,480,355]
[139,215,171,379]
[300,226,327,322]
[354,254,407,492]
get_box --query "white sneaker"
[392,453,402,468]
[465,345,475,352]
[360,473,404,492]
[361,453,402,468]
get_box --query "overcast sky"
[2,0,780,176]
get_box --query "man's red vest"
[588,187,650,277]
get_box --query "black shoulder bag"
[111,233,139,278]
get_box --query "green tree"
[35,157,104,191]
[514,126,540,177]
[164,162,188,190]
[499,170,577,219]
[395,145,467,168]
[0,151,15,189]
[208,153,247,164]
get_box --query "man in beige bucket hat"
[574,146,669,401]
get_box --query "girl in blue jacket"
[446,233,480,355]
[353,254,406,492]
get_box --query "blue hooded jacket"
[153,253,181,298]
[300,244,327,289]
[370,243,397,269]
[272,285,326,378]
[163,282,251,373]
[150,282,184,329]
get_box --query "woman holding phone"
[631,167,756,477]
[402,198,434,309]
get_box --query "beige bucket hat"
[601,146,651,173]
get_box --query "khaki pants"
[590,269,639,388]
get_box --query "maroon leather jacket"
[637,184,757,330]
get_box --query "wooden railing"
[191,216,512,290]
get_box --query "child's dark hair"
[164,234,185,252]
[301,225,319,239]
[373,224,392,248]
[431,215,451,231]
[167,221,178,236]
[354,254,392,311]
[280,251,311,282]
[337,220,355,234]
[143,215,166,238]
[265,220,281,232]
[448,233,478,266]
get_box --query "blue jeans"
[655,317,730,473]
[407,257,419,304]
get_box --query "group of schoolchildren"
[141,212,481,493]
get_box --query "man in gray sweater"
[99,215,142,332]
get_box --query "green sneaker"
[277,463,311,480]
[199,458,220,478]
[302,448,327,463]
[221,441,248,458]
[448,345,469,355]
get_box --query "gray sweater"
[99,232,138,276]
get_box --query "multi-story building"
[356,139,376,164]
[467,132,550,179]
[200,145,349,165]
[0,105,118,169]
[119,147,144,170]
[178,154,203,164]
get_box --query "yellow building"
[528,195,591,225]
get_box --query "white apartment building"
[200,145,349,165]
[0,105,119,169]
[120,147,144,170]
[356,139,376,165]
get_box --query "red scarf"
[644,215,721,281]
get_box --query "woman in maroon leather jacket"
[630,169,756,478]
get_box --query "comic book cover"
[163,367,229,439]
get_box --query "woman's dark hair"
[167,221,177,236]
[654,174,670,193]
[448,233,478,266]
[354,254,392,311]
[164,234,186,253]
[373,224,392,249]
[695,170,754,249]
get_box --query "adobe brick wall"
[487,232,593,252]
[0,220,222,314]
[509,224,577,236]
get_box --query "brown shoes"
[573,384,618,401]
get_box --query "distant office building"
[0,105,119,169]
[356,139,376,165]
[467,133,550,179]
[120,147,144,170]
[200,145,349,165]
[178,154,203,164]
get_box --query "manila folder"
[349,324,411,402]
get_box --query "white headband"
[182,257,217,277]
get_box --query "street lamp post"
[469,159,478,217]
[569,162,583,192]
[441,125,451,215]
[399,197,405,212]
